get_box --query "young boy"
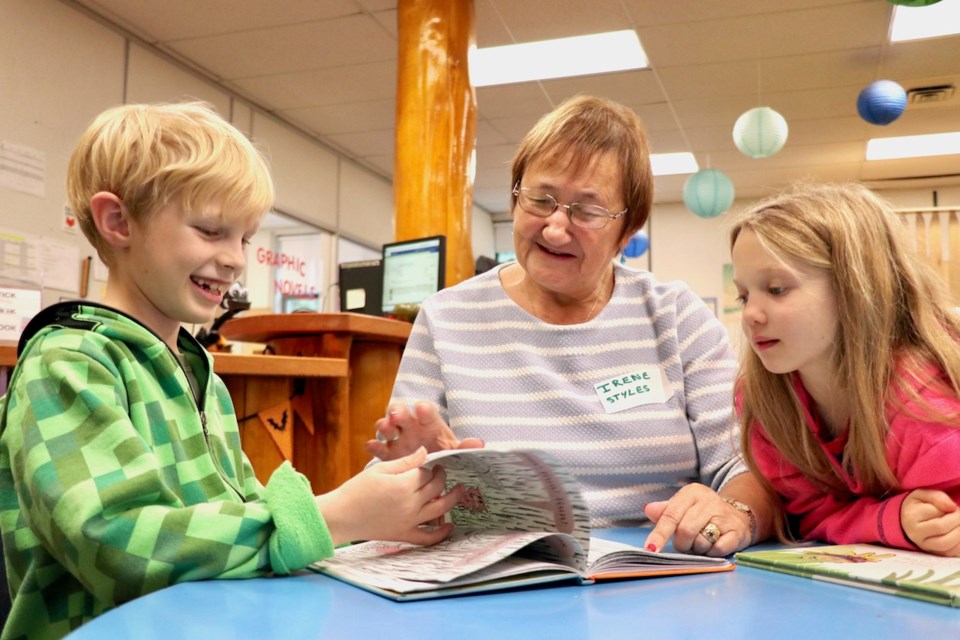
[0,103,462,640]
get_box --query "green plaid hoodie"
[0,302,333,639]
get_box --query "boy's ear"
[90,192,132,248]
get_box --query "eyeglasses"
[512,182,627,230]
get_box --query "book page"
[586,537,732,576]
[318,529,581,586]
[425,448,592,566]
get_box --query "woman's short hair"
[510,95,653,240]
[67,102,274,264]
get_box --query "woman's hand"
[365,401,484,461]
[902,489,960,557]
[643,484,753,557]
[316,447,465,546]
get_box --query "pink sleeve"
[750,425,917,549]
[747,373,960,549]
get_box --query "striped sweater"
[391,262,746,527]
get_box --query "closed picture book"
[310,448,733,601]
[736,544,960,608]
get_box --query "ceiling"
[68,0,960,217]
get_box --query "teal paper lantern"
[733,107,789,158]
[683,169,735,219]
[857,80,907,125]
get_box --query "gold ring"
[700,522,721,545]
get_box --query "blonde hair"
[511,95,653,241]
[729,182,960,538]
[67,102,274,265]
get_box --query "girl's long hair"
[729,183,960,539]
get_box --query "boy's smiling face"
[107,200,260,349]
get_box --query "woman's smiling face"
[511,152,628,305]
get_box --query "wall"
[0,0,496,310]
[3,1,957,326]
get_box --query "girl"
[730,182,960,556]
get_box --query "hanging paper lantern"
[622,231,649,258]
[886,0,942,6]
[856,80,907,126]
[733,107,789,158]
[683,169,735,219]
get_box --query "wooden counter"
[220,313,412,493]
[0,343,16,395]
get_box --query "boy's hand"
[365,401,484,461]
[316,447,465,546]
[902,489,960,556]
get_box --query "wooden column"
[395,0,477,287]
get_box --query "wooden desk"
[220,313,412,494]
[0,342,16,395]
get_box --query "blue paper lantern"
[683,169,735,219]
[622,231,649,258]
[733,107,789,158]
[857,80,907,126]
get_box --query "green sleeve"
[264,462,334,574]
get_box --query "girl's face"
[732,228,840,386]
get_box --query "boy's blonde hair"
[730,182,960,539]
[67,102,275,265]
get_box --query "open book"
[310,448,733,600]
[736,544,960,608]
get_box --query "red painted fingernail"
[646,544,657,552]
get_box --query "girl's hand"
[902,489,960,556]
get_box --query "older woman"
[368,95,772,556]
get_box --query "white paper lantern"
[733,107,789,158]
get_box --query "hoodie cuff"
[264,461,334,574]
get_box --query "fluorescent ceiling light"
[866,132,960,160]
[470,30,647,87]
[650,152,699,176]
[890,4,960,42]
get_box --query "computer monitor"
[381,235,446,314]
[338,259,383,316]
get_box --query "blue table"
[66,529,960,639]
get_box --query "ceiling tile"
[167,13,395,79]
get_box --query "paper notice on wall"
[0,228,41,286]
[38,237,80,293]
[0,286,41,341]
[0,227,81,294]
[0,141,45,198]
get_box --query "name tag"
[594,368,670,413]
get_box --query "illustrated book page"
[736,544,960,608]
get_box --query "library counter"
[64,529,960,640]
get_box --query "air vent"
[906,84,955,105]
